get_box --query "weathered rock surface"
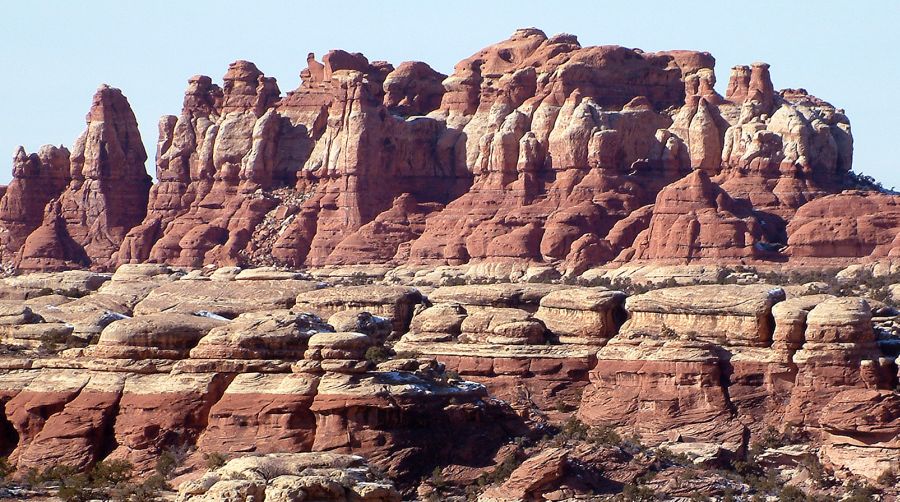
[176,453,401,502]
[0,24,896,501]
[620,284,785,346]
[14,86,151,272]
[534,287,625,344]
[293,285,422,334]
[0,29,887,272]
[134,279,319,317]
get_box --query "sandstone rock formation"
[177,452,401,502]
[13,86,151,272]
[0,28,880,273]
[0,25,897,501]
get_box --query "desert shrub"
[479,454,521,485]
[39,464,80,484]
[155,443,191,479]
[56,473,91,502]
[797,453,829,486]
[204,452,228,470]
[778,485,806,502]
[0,457,12,480]
[431,466,445,488]
[877,468,897,487]
[112,474,168,502]
[748,426,803,457]
[23,467,42,487]
[619,483,656,501]
[154,452,177,479]
[588,425,622,446]
[364,345,390,364]
[844,481,880,502]
[553,399,576,413]
[556,416,590,442]
[654,447,692,467]
[90,459,133,487]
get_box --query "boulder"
[134,280,320,317]
[620,284,786,346]
[190,311,331,360]
[294,286,422,334]
[92,313,226,359]
[534,287,625,344]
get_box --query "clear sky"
[1,1,897,187]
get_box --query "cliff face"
[5,86,152,272]
[0,267,896,499]
[0,28,881,273]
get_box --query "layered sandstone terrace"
[0,261,894,500]
[0,27,897,501]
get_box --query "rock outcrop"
[177,453,402,502]
[0,28,880,273]
[14,86,152,272]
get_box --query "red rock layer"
[0,28,885,271]
[10,85,151,271]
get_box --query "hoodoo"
[0,27,897,502]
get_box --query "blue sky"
[1,1,897,187]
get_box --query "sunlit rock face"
[0,26,874,274]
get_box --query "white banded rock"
[134,279,320,317]
[176,453,400,502]
[427,283,564,311]
[403,303,467,342]
[621,284,786,346]
[771,294,835,350]
[190,311,332,360]
[534,287,625,344]
[92,313,226,359]
[458,307,546,345]
[294,285,421,333]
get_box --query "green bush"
[0,456,13,480]
[619,483,656,501]
[478,455,522,486]
[154,451,178,479]
[90,459,133,487]
[654,447,692,467]
[778,485,806,502]
[588,425,622,446]
[431,466,445,488]
[112,474,168,502]
[56,473,91,502]
[556,416,590,442]
[204,452,228,470]
[364,346,390,365]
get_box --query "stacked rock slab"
[0,275,531,486]
[580,284,791,449]
[818,389,899,479]
[177,453,401,502]
[396,283,603,415]
[579,284,899,462]
[292,285,422,335]
[785,297,894,428]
